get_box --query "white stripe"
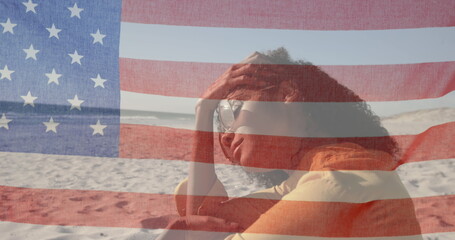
[224,232,449,240]
[120,91,455,117]
[0,221,163,240]
[119,23,455,65]
[2,221,452,240]
[0,151,452,199]
[119,91,455,136]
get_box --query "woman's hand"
[172,215,242,232]
[197,63,272,112]
[156,215,242,240]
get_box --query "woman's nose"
[220,131,235,149]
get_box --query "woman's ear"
[279,81,301,103]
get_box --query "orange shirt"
[175,143,423,239]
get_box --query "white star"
[68,3,83,19]
[90,29,106,45]
[90,120,107,136]
[45,68,62,85]
[23,44,40,60]
[22,0,38,14]
[21,91,38,107]
[68,50,83,65]
[0,65,14,80]
[1,18,17,34]
[43,117,59,133]
[46,24,61,39]
[67,95,84,110]
[0,113,12,130]
[90,74,107,88]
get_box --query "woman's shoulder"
[283,142,409,202]
[286,169,410,203]
[302,142,398,171]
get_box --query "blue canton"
[0,0,122,157]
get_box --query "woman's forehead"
[226,86,277,101]
[226,88,256,101]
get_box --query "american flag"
[0,0,454,239]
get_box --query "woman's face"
[218,87,306,171]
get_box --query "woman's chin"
[241,165,271,173]
[238,155,277,172]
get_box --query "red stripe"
[0,185,176,229]
[119,122,455,169]
[1,186,453,236]
[120,58,455,102]
[121,0,455,30]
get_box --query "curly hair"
[218,47,399,187]
[261,47,398,155]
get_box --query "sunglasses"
[216,99,244,133]
[216,85,276,133]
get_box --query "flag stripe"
[119,90,455,121]
[119,109,455,137]
[120,59,455,102]
[1,221,454,240]
[118,122,455,168]
[0,221,164,239]
[119,23,455,65]
[120,106,455,136]
[221,231,446,240]
[1,185,453,236]
[121,0,455,30]
[0,150,452,198]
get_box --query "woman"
[158,48,422,240]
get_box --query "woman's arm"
[186,100,225,215]
[157,101,234,240]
